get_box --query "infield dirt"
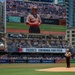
[36,67,75,72]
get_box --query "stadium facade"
[28,0,65,4]
[66,0,75,47]
[0,0,6,51]
[0,0,6,33]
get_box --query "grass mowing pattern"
[0,63,75,75]
[7,22,66,32]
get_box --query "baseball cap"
[66,49,69,51]
[31,5,38,9]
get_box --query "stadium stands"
[6,33,71,52]
[6,0,66,19]
[7,39,70,48]
[0,53,65,60]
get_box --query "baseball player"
[65,49,72,68]
[26,6,42,33]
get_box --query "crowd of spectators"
[6,0,66,19]
[6,33,71,52]
[7,38,70,52]
[0,33,71,52]
[0,53,66,60]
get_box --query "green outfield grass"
[7,22,66,32]
[0,63,75,75]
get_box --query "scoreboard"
[0,1,6,33]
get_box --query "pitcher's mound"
[36,67,75,72]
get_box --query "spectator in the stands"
[27,40,32,48]
[44,41,51,48]
[32,39,38,48]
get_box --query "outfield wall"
[0,59,65,63]
[1,59,75,63]
[0,59,75,63]
[7,16,66,26]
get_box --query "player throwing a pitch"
[65,49,72,68]
[26,5,42,33]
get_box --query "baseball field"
[0,63,75,75]
[6,22,66,34]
